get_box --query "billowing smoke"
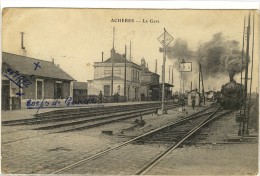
[197,33,248,81]
[165,33,248,92]
[166,38,193,64]
[166,38,194,83]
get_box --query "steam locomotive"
[219,80,244,110]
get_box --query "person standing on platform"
[99,91,103,104]
[192,98,196,110]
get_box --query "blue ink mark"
[4,74,24,88]
[36,98,45,115]
[4,67,33,90]
[34,62,41,70]
[16,92,25,96]
[65,96,73,107]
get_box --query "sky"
[2,9,259,92]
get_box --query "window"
[54,81,62,99]
[36,79,44,99]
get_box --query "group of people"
[98,91,120,104]
[179,96,196,111]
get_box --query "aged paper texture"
[1,8,259,174]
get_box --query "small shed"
[187,90,200,106]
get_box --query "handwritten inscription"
[26,96,97,108]
[4,67,32,88]
[27,99,61,107]
[16,92,25,96]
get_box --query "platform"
[1,101,162,122]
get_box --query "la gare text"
[111,18,160,24]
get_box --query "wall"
[151,74,160,85]
[21,78,72,109]
[62,81,71,98]
[140,84,149,99]
[88,79,141,101]
[44,79,55,99]
[94,63,141,83]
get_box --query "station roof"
[2,52,75,81]
[104,53,130,63]
[95,52,141,68]
[150,83,174,87]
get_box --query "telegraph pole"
[200,63,205,105]
[171,65,174,85]
[168,65,171,84]
[111,27,115,96]
[124,44,127,97]
[171,65,174,94]
[162,29,166,112]
[246,13,255,134]
[129,41,132,62]
[155,59,158,74]
[242,13,251,136]
[238,16,246,136]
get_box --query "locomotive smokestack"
[229,71,235,82]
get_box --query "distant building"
[87,50,141,101]
[72,81,88,104]
[150,83,174,101]
[139,58,174,101]
[140,58,160,101]
[2,52,75,110]
[187,89,200,106]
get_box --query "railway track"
[135,108,231,175]
[2,102,179,144]
[34,104,179,133]
[51,105,230,174]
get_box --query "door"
[2,80,10,110]
[104,85,110,96]
[55,82,62,99]
[36,80,44,99]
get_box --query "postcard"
[1,8,259,175]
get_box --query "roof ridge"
[2,52,56,64]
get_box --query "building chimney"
[21,32,25,50]
[52,58,55,64]
[20,32,27,56]
[102,52,104,62]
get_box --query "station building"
[87,50,141,101]
[2,52,75,110]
